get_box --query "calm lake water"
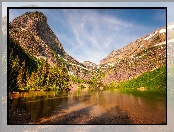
[9,89,166,124]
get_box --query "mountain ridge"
[100,25,166,66]
[9,11,85,68]
[7,11,172,86]
[99,24,167,83]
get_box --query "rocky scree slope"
[100,26,167,83]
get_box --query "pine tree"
[9,50,20,91]
[58,64,70,90]
[28,70,38,90]
[42,59,49,87]
[17,61,26,90]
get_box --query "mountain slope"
[9,11,85,68]
[7,11,172,90]
[100,26,166,66]
[9,11,91,82]
[100,26,167,83]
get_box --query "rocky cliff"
[9,11,85,68]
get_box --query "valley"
[6,10,170,125]
[8,11,168,93]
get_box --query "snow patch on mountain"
[159,29,166,34]
[107,62,114,67]
[144,31,158,40]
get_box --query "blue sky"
[3,2,173,64]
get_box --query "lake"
[8,89,166,124]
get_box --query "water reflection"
[9,90,166,124]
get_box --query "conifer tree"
[9,50,20,91]
[28,70,38,89]
[42,59,49,87]
[17,61,26,89]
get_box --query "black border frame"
[7,6,167,125]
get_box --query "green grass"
[117,66,166,98]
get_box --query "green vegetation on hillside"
[9,38,70,92]
[115,66,166,98]
[9,37,167,96]
[9,38,38,91]
[86,68,106,90]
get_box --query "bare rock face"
[9,11,63,58]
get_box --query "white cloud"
[104,37,113,48]
[52,9,166,64]
[81,23,84,28]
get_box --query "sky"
[2,2,172,64]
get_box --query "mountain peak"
[26,11,47,22]
[9,11,85,67]
[10,11,47,31]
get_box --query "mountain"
[100,26,166,66]
[7,11,173,88]
[9,11,89,80]
[9,11,85,67]
[83,61,99,71]
[100,25,167,83]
